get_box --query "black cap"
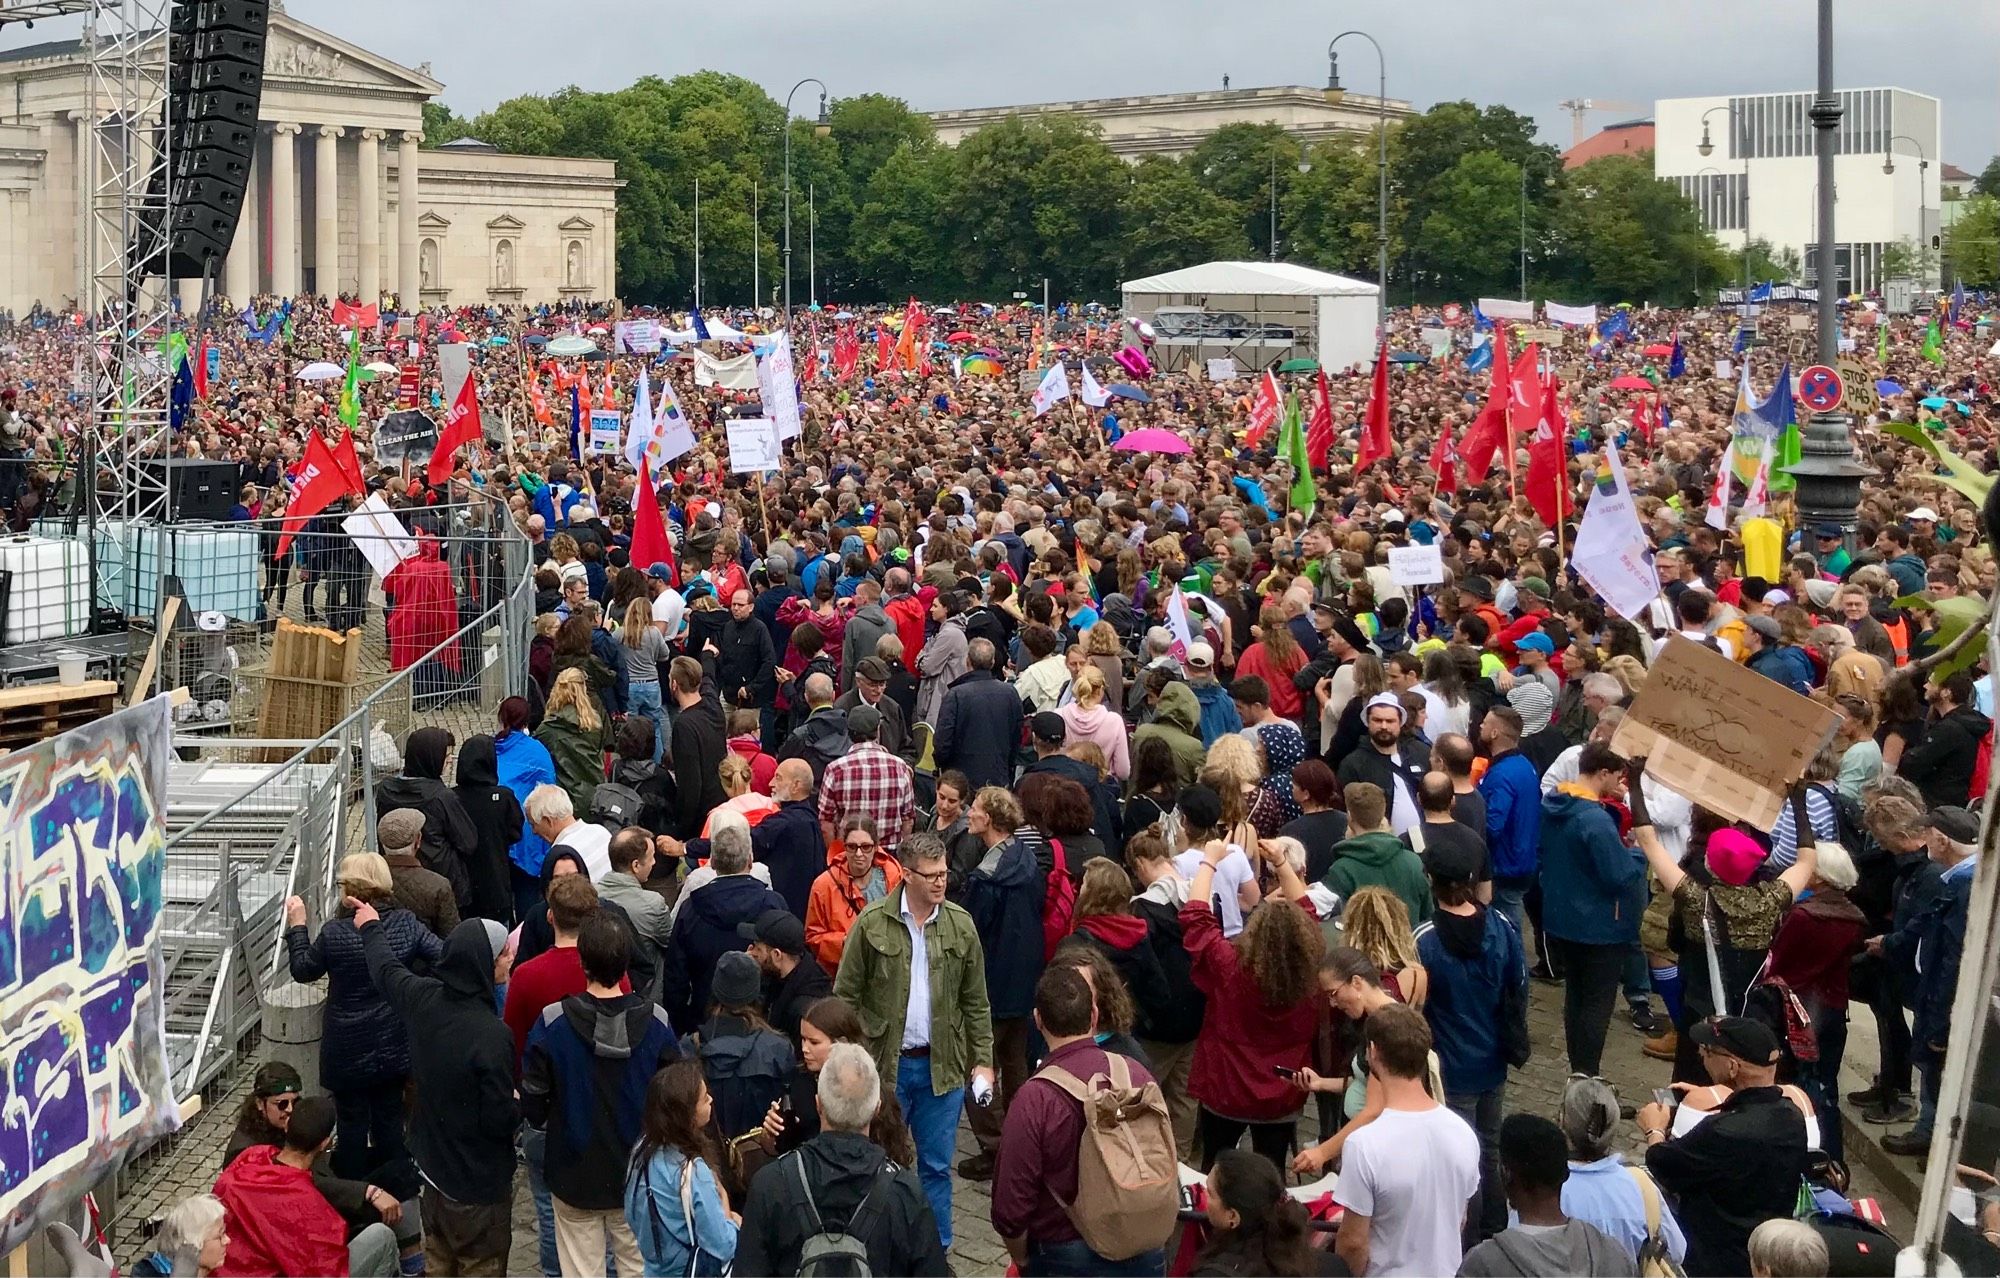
[1424,836,1484,885]
[736,908,807,955]
[253,1061,304,1098]
[1031,710,1067,744]
[1689,1015,1781,1065]
[1814,523,1843,539]
[1176,783,1223,830]
[1459,575,1496,602]
[1331,616,1370,653]
[1931,805,1980,844]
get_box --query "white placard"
[587,409,622,455]
[438,342,470,410]
[616,319,662,354]
[342,492,418,580]
[1206,357,1239,382]
[1387,542,1445,586]
[1714,358,1734,379]
[1424,328,1454,357]
[726,417,780,473]
[760,332,803,441]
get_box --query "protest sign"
[694,349,760,390]
[587,409,622,455]
[615,319,661,354]
[1423,328,1453,358]
[438,342,471,408]
[1387,542,1445,586]
[342,491,419,579]
[759,332,802,440]
[1610,635,1844,829]
[1714,359,1733,379]
[373,409,439,464]
[1206,358,1239,382]
[726,417,780,473]
[1571,439,1660,621]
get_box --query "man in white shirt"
[1334,1004,1483,1276]
[523,783,611,882]
[1166,784,1259,938]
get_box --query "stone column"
[222,146,256,303]
[355,129,384,302]
[269,123,300,297]
[313,125,342,296]
[396,131,420,305]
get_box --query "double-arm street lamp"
[782,78,831,328]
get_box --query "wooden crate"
[0,679,119,753]
[253,620,364,761]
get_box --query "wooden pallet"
[0,679,119,753]
[253,620,363,762]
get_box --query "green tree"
[1186,122,1301,259]
[1119,158,1250,278]
[1880,237,1937,283]
[1548,155,1728,303]
[1739,237,1802,284]
[1282,140,1381,278]
[421,102,470,147]
[1973,157,2000,199]
[1414,151,1523,298]
[1388,101,1561,296]
[849,140,955,297]
[944,116,1127,297]
[1945,195,2000,286]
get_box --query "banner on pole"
[1387,543,1445,586]
[342,492,420,579]
[587,409,623,456]
[759,333,803,441]
[726,417,781,473]
[615,319,662,354]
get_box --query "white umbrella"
[833,310,856,320]
[586,325,609,334]
[295,361,343,380]
[364,361,398,375]
[547,335,596,357]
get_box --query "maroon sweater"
[1766,893,1867,1010]
[1181,898,1316,1122]
[991,1038,1158,1246]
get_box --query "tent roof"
[1119,260,1379,298]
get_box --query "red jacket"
[883,591,930,676]
[501,945,629,1067]
[727,734,777,795]
[1495,606,1550,662]
[1766,892,1867,1010]
[214,1145,350,1278]
[1180,897,1317,1122]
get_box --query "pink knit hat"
[1705,829,1766,887]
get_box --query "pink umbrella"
[1112,428,1192,455]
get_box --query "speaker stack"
[162,0,270,280]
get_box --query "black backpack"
[791,1156,893,1277]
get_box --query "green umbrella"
[1277,358,1320,373]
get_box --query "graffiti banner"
[0,696,178,1251]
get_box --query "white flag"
[653,371,698,465]
[1571,438,1661,622]
[1031,361,1071,417]
[623,367,658,472]
[759,331,803,441]
[1741,436,1774,519]
[1079,360,1111,408]
[1164,585,1194,660]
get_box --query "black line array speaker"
[136,459,238,522]
[164,0,269,279]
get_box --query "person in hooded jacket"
[495,697,559,921]
[1538,741,1646,1081]
[1061,859,1173,1036]
[451,733,523,924]
[956,785,1048,1181]
[841,577,895,689]
[1124,832,1206,1159]
[358,907,520,1277]
[662,823,790,1035]
[690,951,797,1188]
[521,911,679,1278]
[1900,671,1991,811]
[915,591,971,726]
[1132,675,1207,788]
[373,726,478,910]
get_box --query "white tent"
[1120,261,1379,374]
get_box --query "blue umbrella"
[1875,379,1904,396]
[1106,384,1152,402]
[1389,351,1429,364]
[486,334,510,346]
[523,334,549,347]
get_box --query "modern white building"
[1654,89,1942,293]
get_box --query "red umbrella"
[1609,374,1654,390]
[946,330,977,343]
[1641,343,1674,357]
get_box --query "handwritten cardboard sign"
[1387,542,1445,586]
[1610,635,1843,829]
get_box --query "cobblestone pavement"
[108,978,1905,1274]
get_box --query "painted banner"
[615,319,662,355]
[758,333,803,441]
[587,409,623,456]
[0,696,179,1253]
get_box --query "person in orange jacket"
[805,815,906,975]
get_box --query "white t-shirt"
[1172,847,1256,938]
[1334,1103,1481,1277]
[552,820,612,883]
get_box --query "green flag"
[1280,393,1314,515]
[1876,319,1888,366]
[337,326,362,428]
[1767,420,1804,494]
[1922,318,1944,366]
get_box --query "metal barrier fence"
[148,495,534,1097]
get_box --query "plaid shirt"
[818,742,916,851]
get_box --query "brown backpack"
[1034,1053,1180,1262]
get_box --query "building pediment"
[417,210,451,230]
[486,213,525,232]
[558,215,595,233]
[264,11,444,97]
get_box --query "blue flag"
[1472,307,1494,331]
[1464,338,1493,374]
[691,308,712,342]
[1668,336,1686,379]
[1732,326,1750,355]
[569,385,582,464]
[169,354,194,431]
[1952,280,1966,324]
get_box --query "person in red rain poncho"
[384,534,461,674]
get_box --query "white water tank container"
[0,535,91,643]
[120,523,262,621]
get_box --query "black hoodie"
[376,728,479,909]
[363,917,519,1204]
[451,735,522,924]
[734,1131,950,1278]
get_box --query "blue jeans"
[627,679,666,765]
[895,1053,965,1250]
[1912,1060,1941,1141]
[1493,881,1530,959]
[521,1126,559,1277]
[1024,1240,1165,1276]
[1623,942,1652,1011]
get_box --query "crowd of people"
[42,284,2000,1278]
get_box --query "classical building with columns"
[0,7,620,312]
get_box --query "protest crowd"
[20,280,1998,1278]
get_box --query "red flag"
[1354,341,1392,473]
[875,326,896,370]
[1631,396,1653,444]
[1306,368,1335,470]
[600,368,615,409]
[1244,369,1281,448]
[331,300,379,330]
[275,433,353,560]
[1505,343,1542,439]
[429,374,482,486]
[333,427,366,493]
[530,377,551,425]
[577,376,592,413]
[1524,375,1570,529]
[1430,424,1460,495]
[629,461,675,583]
[190,338,210,399]
[898,299,924,370]
[1459,327,1510,482]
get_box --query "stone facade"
[0,10,620,312]
[927,84,1415,160]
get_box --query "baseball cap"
[377,808,425,854]
[854,656,891,683]
[1931,805,1980,844]
[1517,576,1551,600]
[1745,614,1783,642]
[1186,641,1215,669]
[1514,631,1555,655]
[846,703,884,740]
[644,562,675,582]
[1030,710,1067,744]
[1704,828,1766,887]
[1176,783,1223,831]
[253,1061,304,1099]
[1424,836,1484,885]
[1363,691,1406,720]
[1813,523,1843,539]
[1689,1014,1781,1066]
[1907,506,1940,523]
[737,908,807,955]
[711,950,764,1006]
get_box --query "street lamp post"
[1883,133,1931,286]
[1326,32,1388,337]
[1518,165,1528,300]
[782,77,830,331]
[1783,0,1873,553]
[1269,146,1278,261]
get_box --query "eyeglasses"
[267,1096,297,1111]
[909,868,950,885]
[847,839,877,850]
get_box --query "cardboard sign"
[1610,635,1844,829]
[726,416,780,473]
[1715,358,1734,379]
[1206,357,1240,382]
[341,492,419,579]
[1788,314,1813,332]
[1521,326,1564,345]
[1838,358,1880,416]
[587,409,622,456]
[1387,542,1445,586]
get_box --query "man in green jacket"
[1324,781,1434,925]
[833,830,996,1251]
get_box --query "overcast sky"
[8,1,1995,164]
